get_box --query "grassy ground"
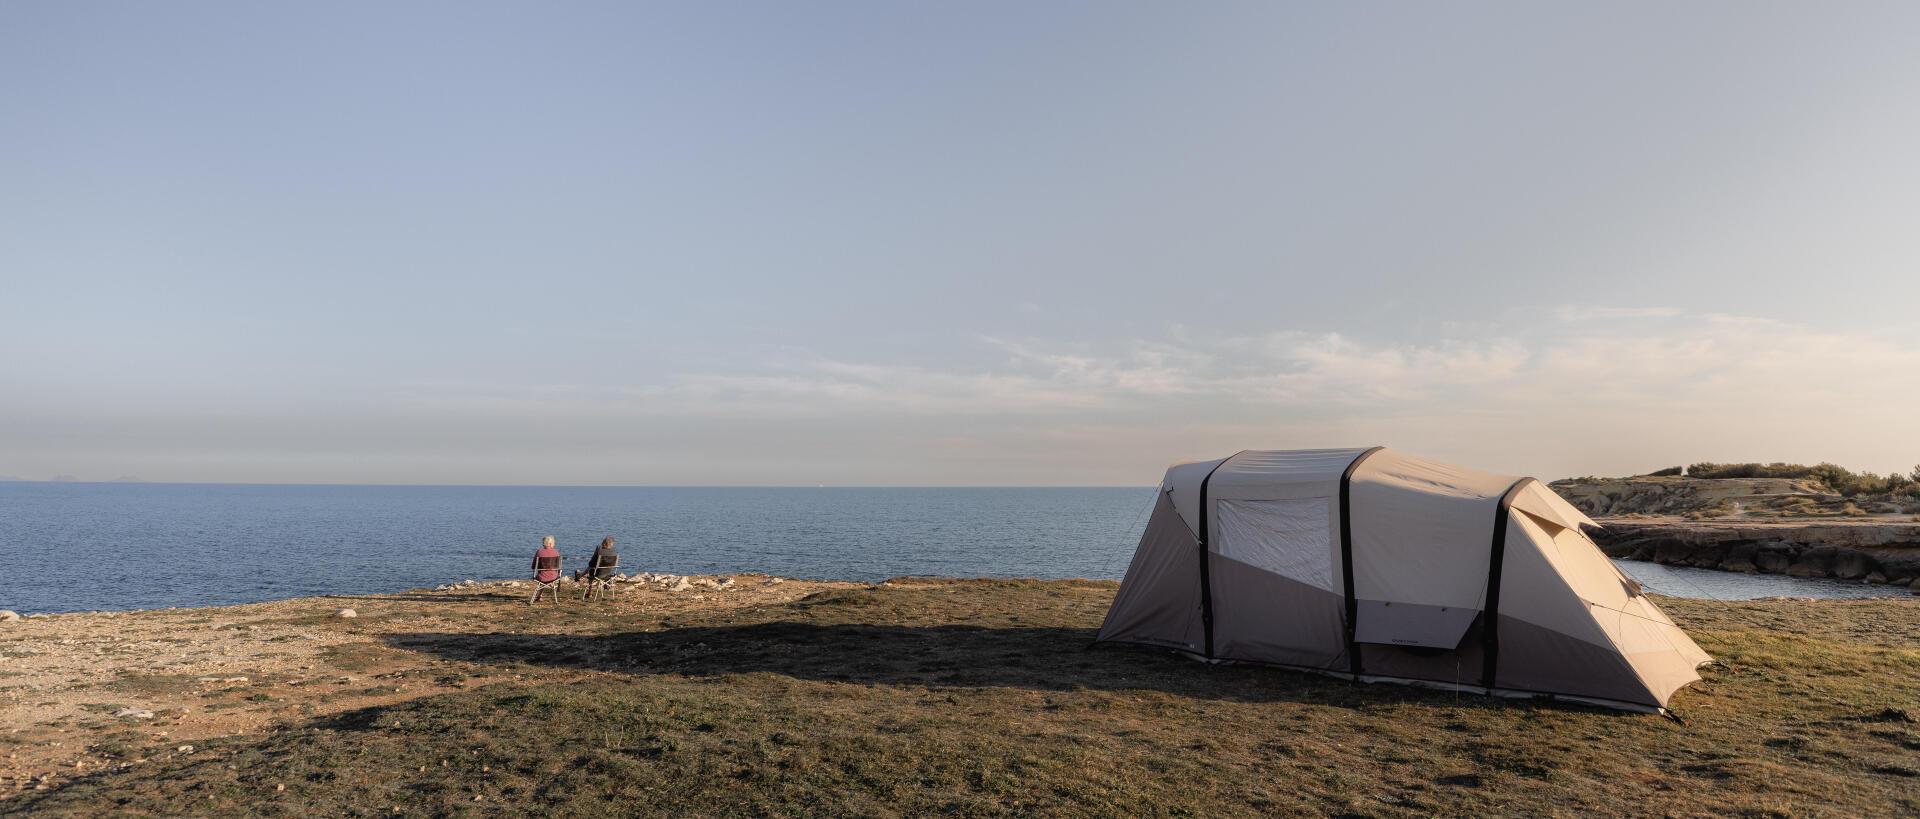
[8,579,1920,817]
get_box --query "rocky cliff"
[1583,519,1920,591]
[1551,475,1916,518]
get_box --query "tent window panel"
[1215,498,1334,591]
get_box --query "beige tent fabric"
[1095,491,1204,652]
[1348,449,1513,611]
[1097,447,1713,712]
[1163,457,1231,538]
[1510,480,1599,532]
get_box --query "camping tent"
[1096,447,1711,712]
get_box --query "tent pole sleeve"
[1338,446,1387,678]
[1195,452,1242,659]
[1481,478,1535,690]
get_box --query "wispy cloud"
[15,307,1918,484]
[437,309,1919,429]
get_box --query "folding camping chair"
[530,553,564,604]
[584,552,619,602]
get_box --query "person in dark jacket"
[582,536,618,600]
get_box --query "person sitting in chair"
[583,536,618,600]
[529,536,563,604]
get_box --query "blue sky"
[5,2,1920,485]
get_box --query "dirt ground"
[4,577,1917,815]
[0,573,858,795]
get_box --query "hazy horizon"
[8,3,1920,486]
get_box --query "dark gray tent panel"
[1095,491,1203,652]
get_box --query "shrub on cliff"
[1646,466,1683,477]
[1685,462,1817,480]
[1686,461,1917,499]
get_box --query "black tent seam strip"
[1482,477,1536,690]
[1195,451,1244,659]
[1338,446,1387,678]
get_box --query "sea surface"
[2,482,1902,614]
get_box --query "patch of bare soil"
[0,573,856,794]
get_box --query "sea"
[2,482,1902,615]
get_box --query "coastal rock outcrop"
[1587,520,1920,591]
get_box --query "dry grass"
[9,579,1920,816]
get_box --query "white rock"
[0,610,18,622]
[177,745,194,753]
[668,580,692,591]
[112,709,155,719]
[715,577,734,587]
[335,609,358,619]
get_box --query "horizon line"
[0,479,1163,490]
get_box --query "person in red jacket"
[529,536,562,604]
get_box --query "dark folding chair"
[585,553,619,602]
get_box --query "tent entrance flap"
[1353,600,1479,649]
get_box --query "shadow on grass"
[376,621,1619,715]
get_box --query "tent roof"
[1164,447,1556,535]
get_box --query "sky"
[5,2,1920,486]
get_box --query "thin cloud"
[431,309,1919,428]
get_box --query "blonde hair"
[542,536,555,548]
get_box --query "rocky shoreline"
[1589,518,1920,593]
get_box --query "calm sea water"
[2,483,1901,614]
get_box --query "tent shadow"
[377,622,1618,712]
